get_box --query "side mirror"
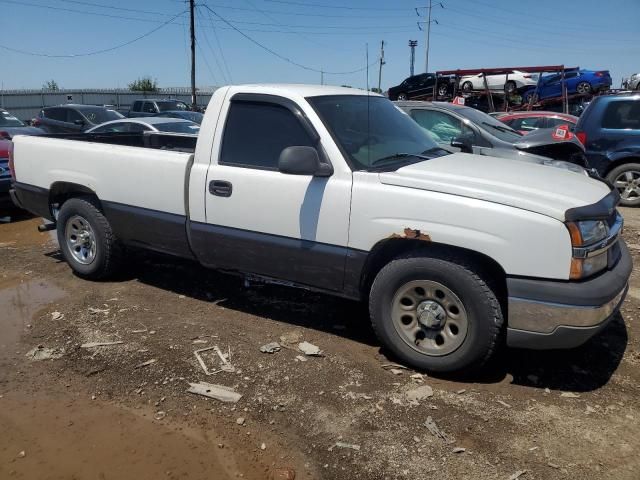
[450,135,474,154]
[73,119,85,126]
[278,146,333,177]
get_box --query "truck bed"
[42,131,198,153]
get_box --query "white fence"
[0,88,219,121]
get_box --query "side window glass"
[132,101,143,111]
[602,101,640,130]
[547,117,571,128]
[66,109,84,124]
[128,122,148,133]
[220,102,314,169]
[410,110,463,143]
[46,108,65,121]
[143,102,156,113]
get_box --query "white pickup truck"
[9,85,631,373]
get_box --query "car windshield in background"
[157,101,189,112]
[176,111,204,123]
[154,121,200,134]
[456,107,523,142]
[79,107,123,125]
[308,95,447,171]
[0,110,25,127]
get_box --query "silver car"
[86,117,200,134]
[625,73,640,90]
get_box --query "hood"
[379,153,611,221]
[512,126,585,163]
[1,126,45,138]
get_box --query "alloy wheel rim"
[65,215,97,265]
[391,280,468,356]
[614,170,640,201]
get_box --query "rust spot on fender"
[388,228,431,241]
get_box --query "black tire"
[523,91,538,104]
[606,163,640,207]
[576,81,592,94]
[56,196,123,279]
[437,84,449,97]
[369,254,503,373]
[397,92,408,100]
[461,81,473,93]
[504,80,517,94]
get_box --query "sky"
[0,0,638,92]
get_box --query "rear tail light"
[595,71,607,77]
[576,131,587,145]
[32,118,41,127]
[7,141,15,180]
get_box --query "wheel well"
[49,182,100,211]
[360,238,507,305]
[602,157,640,177]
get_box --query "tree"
[43,80,59,91]
[128,76,158,92]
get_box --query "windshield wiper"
[370,152,436,167]
[481,121,521,136]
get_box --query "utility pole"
[189,0,197,111]
[417,2,442,74]
[409,40,418,76]
[320,69,324,85]
[377,40,385,92]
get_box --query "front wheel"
[437,84,449,97]
[607,163,640,207]
[397,92,408,100]
[461,81,473,93]
[369,254,503,373]
[504,80,517,94]
[57,196,123,279]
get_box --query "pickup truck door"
[194,94,352,292]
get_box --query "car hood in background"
[511,127,586,165]
[378,153,610,221]
[2,126,46,138]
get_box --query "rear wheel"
[505,80,518,94]
[607,163,640,207]
[369,254,504,373]
[461,81,473,93]
[437,84,449,97]
[397,92,408,100]
[576,81,592,94]
[57,197,123,279]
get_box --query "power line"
[51,0,177,17]
[202,5,376,75]
[263,0,402,11]
[0,10,186,57]
[197,6,231,83]
[201,5,233,82]
[204,3,413,18]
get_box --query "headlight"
[566,219,611,279]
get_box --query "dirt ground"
[1,207,639,480]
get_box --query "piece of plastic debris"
[260,443,266,450]
[331,442,361,452]
[424,416,450,442]
[194,345,235,375]
[272,467,296,480]
[295,355,308,362]
[187,382,242,403]
[88,307,109,315]
[452,447,466,453]
[497,400,512,408]
[560,392,580,398]
[410,373,424,381]
[298,341,323,356]
[17,451,26,458]
[389,368,404,375]
[236,417,246,425]
[154,411,166,420]
[456,389,466,395]
[51,311,64,321]
[25,346,64,361]
[192,339,208,345]
[381,363,408,370]
[405,385,434,402]
[508,470,527,480]
[260,342,281,354]
[81,341,124,348]
[135,359,157,369]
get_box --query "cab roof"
[230,84,379,98]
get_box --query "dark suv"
[387,73,452,101]
[574,93,640,206]
[128,99,190,117]
[33,105,124,133]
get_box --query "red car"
[1,139,13,208]
[493,111,578,135]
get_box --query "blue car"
[523,70,612,103]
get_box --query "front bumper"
[506,240,632,349]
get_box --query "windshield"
[157,101,189,112]
[80,108,124,124]
[0,110,25,127]
[154,121,200,134]
[456,106,522,142]
[175,111,203,123]
[308,95,447,170]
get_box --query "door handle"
[209,180,233,197]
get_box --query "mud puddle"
[0,278,66,357]
[0,391,250,480]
